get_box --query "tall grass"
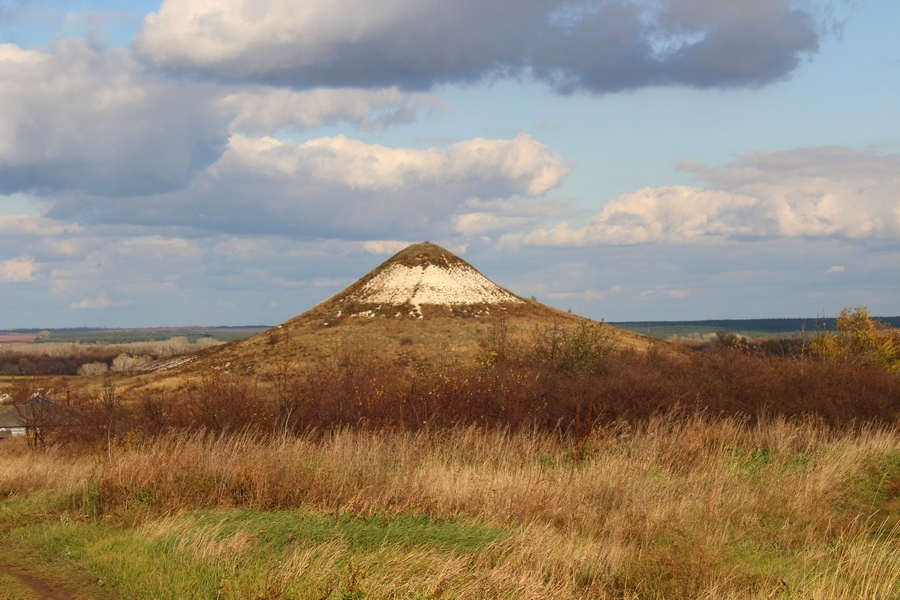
[0,416,897,598]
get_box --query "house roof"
[0,395,66,428]
[0,408,25,428]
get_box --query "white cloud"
[827,265,845,273]
[213,133,567,196]
[49,132,569,239]
[0,41,461,201]
[519,186,758,246]
[71,293,111,309]
[0,257,38,282]
[360,240,410,255]
[0,40,228,197]
[0,215,81,236]
[518,147,900,246]
[548,286,621,301]
[0,44,45,65]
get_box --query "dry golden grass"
[0,416,897,598]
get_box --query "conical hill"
[302,242,525,321]
[149,243,668,381]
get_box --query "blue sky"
[1,0,898,327]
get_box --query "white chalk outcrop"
[351,262,522,307]
[319,242,524,319]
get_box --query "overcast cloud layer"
[0,0,898,327]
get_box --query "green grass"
[0,503,512,599]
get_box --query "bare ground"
[0,564,75,600]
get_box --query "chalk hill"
[149,243,666,382]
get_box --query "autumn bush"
[811,305,900,371]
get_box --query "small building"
[0,406,27,438]
[0,395,68,442]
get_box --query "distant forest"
[3,317,900,344]
[611,317,900,340]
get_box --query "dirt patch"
[0,564,75,600]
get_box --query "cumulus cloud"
[0,40,228,197]
[0,40,454,206]
[49,133,569,239]
[133,0,827,94]
[548,286,621,301]
[0,256,38,282]
[517,147,900,246]
[211,133,567,197]
[71,293,111,309]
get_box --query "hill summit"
[313,242,524,319]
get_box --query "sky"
[1,0,898,328]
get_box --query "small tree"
[14,395,59,448]
[111,354,152,372]
[78,362,109,376]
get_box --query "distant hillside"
[0,326,270,345]
[612,317,900,340]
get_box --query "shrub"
[78,361,109,376]
[811,306,900,371]
[111,353,153,372]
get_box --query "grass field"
[0,418,897,598]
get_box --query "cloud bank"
[47,133,569,239]
[134,0,826,93]
[0,41,227,197]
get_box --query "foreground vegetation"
[0,417,898,599]
[0,308,897,598]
